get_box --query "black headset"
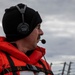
[16,5,29,34]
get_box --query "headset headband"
[16,5,27,23]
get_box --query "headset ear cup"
[17,22,29,34]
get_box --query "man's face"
[24,24,44,49]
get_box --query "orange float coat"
[0,37,53,75]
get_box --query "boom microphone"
[40,39,46,44]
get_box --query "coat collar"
[0,37,45,64]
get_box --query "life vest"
[0,37,54,75]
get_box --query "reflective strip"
[20,71,34,75]
[36,72,45,75]
[20,71,45,75]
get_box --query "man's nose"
[40,29,44,35]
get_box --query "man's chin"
[37,39,40,43]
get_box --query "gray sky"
[0,0,75,74]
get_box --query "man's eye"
[36,24,41,29]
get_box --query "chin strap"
[38,59,54,75]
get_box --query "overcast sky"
[0,0,75,74]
